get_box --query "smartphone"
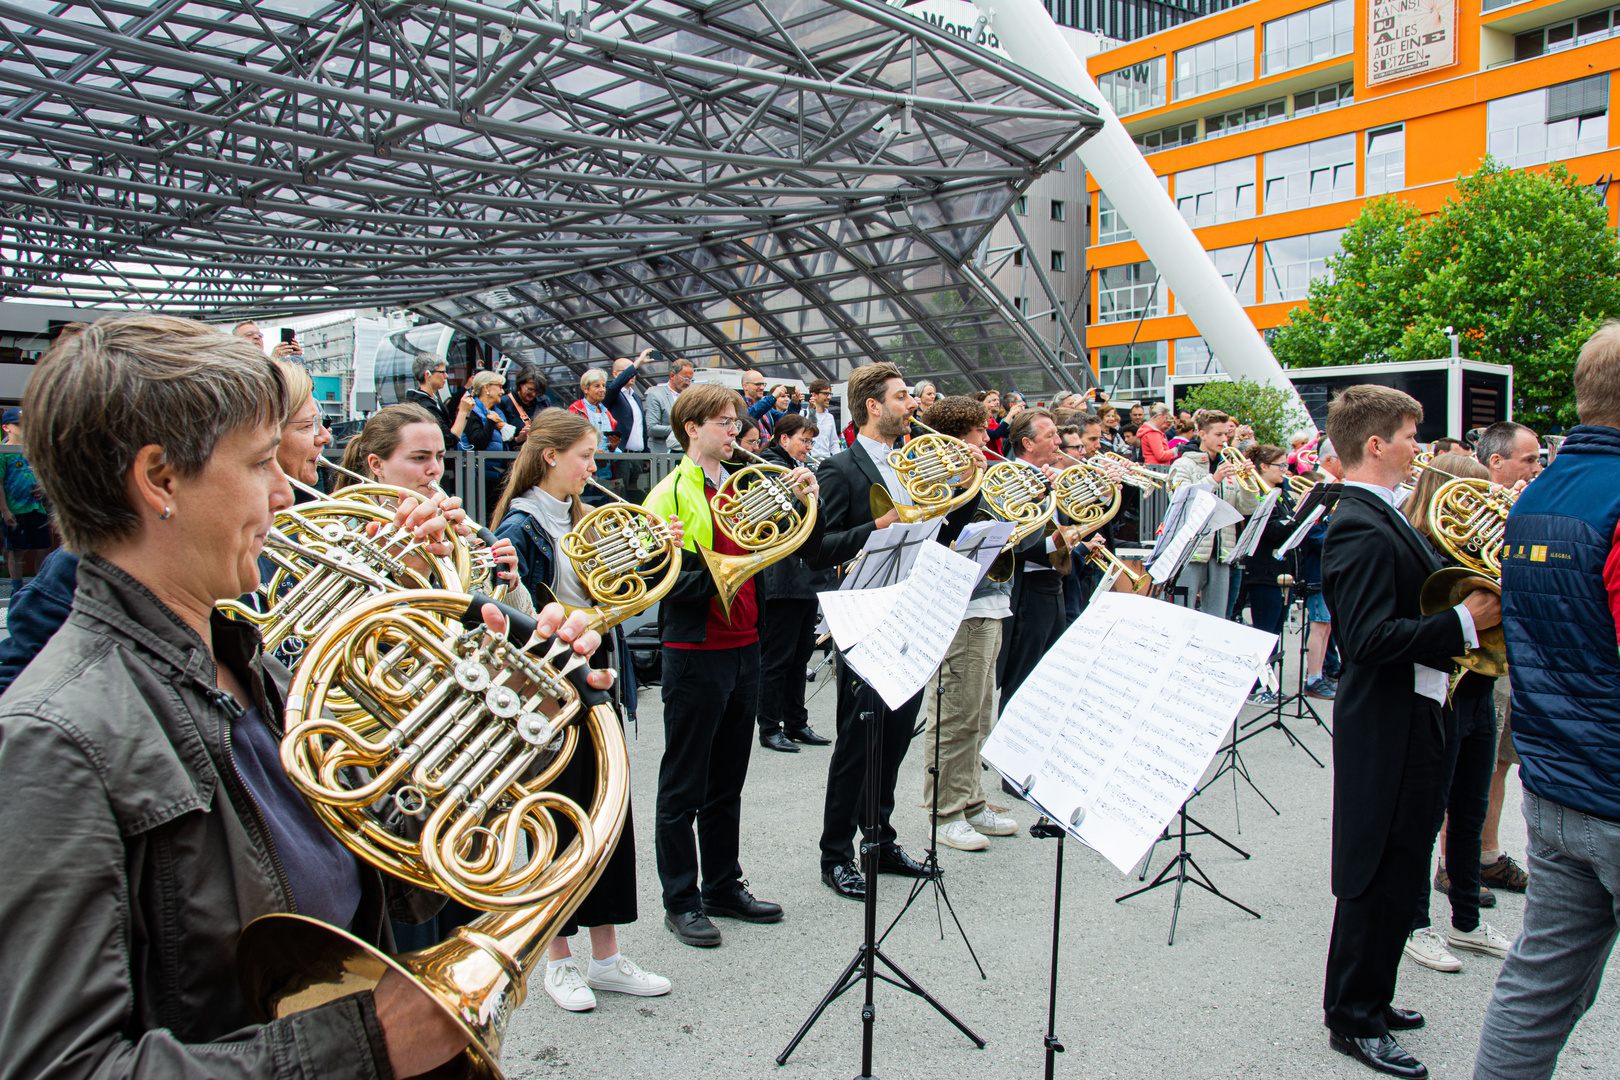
[280,327,296,344]
[648,349,666,363]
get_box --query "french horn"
[1419,476,1519,678]
[238,589,628,1080]
[706,445,819,620]
[869,419,984,524]
[552,475,681,632]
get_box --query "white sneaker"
[937,820,989,851]
[1448,922,1512,959]
[543,959,597,1011]
[967,807,1018,836]
[584,956,672,997]
[1403,927,1463,972]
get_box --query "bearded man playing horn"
[0,315,614,1080]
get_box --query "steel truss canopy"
[0,0,1102,391]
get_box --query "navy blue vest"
[1501,425,1620,821]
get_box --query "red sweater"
[1139,424,1177,465]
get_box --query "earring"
[160,506,171,520]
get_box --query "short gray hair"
[24,314,288,553]
[580,368,608,389]
[1148,402,1172,418]
[467,370,504,395]
[1474,421,1535,469]
[412,353,446,384]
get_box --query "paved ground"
[502,622,1618,1080]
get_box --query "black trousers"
[1323,701,1445,1038]
[654,643,759,914]
[818,656,920,871]
[998,570,1066,714]
[1412,687,1496,935]
[756,597,819,737]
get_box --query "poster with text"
[1367,0,1456,86]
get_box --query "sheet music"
[982,593,1277,873]
[1148,483,1198,564]
[1228,490,1282,564]
[1278,505,1324,555]
[951,520,1016,587]
[1148,488,1219,584]
[837,540,979,710]
[817,581,909,651]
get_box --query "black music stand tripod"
[881,667,986,978]
[1237,584,1328,767]
[777,676,985,1076]
[1116,792,1260,946]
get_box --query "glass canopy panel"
[0,0,1100,391]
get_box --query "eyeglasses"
[705,418,742,432]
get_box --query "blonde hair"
[491,408,596,526]
[468,370,504,395]
[274,358,314,422]
[1405,452,1489,543]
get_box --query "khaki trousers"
[920,617,1003,824]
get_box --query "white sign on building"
[1367,0,1457,86]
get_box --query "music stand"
[1116,796,1261,946]
[881,665,986,978]
[1236,588,1328,767]
[779,539,985,1076]
[1029,817,1070,1080]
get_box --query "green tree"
[1179,377,1311,447]
[1271,159,1620,433]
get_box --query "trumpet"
[869,419,985,524]
[1220,446,1270,497]
[1096,451,1167,491]
[707,444,819,620]
[1288,474,1317,500]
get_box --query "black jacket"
[1321,486,1467,898]
[404,387,456,451]
[0,556,435,1079]
[602,365,646,451]
[806,440,977,572]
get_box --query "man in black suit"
[604,348,652,500]
[1320,384,1500,1079]
[996,407,1075,713]
[808,361,983,901]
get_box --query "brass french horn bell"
[1419,476,1518,678]
[869,418,985,523]
[239,590,630,1080]
[706,444,819,620]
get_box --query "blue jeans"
[1473,790,1620,1079]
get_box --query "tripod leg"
[1044,835,1065,1080]
[872,949,987,1048]
[776,947,866,1065]
[1168,855,1188,946]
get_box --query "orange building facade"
[1082,0,1620,399]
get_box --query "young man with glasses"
[644,384,820,948]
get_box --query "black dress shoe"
[1328,1031,1427,1078]
[875,844,931,878]
[759,731,799,753]
[665,910,722,948]
[704,882,784,923]
[1383,1007,1424,1031]
[785,725,832,746]
[821,862,866,901]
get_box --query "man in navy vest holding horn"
[1474,321,1620,1080]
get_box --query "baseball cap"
[1,408,20,425]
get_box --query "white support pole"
[981,0,1306,414]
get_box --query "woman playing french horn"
[0,313,618,1079]
[489,407,684,1011]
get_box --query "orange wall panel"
[1405,104,1486,187]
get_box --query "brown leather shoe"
[1480,854,1528,892]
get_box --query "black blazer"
[807,441,977,572]
[1321,486,1467,898]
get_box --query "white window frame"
[1175,245,1257,313]
[1263,229,1346,303]
[1365,124,1405,197]
[1174,28,1255,101]
[1098,341,1169,399]
[1175,157,1256,228]
[1263,134,1356,214]
[1262,0,1354,75]
[1097,261,1162,323]
[1486,78,1610,169]
[1098,57,1167,118]
[1096,191,1132,244]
